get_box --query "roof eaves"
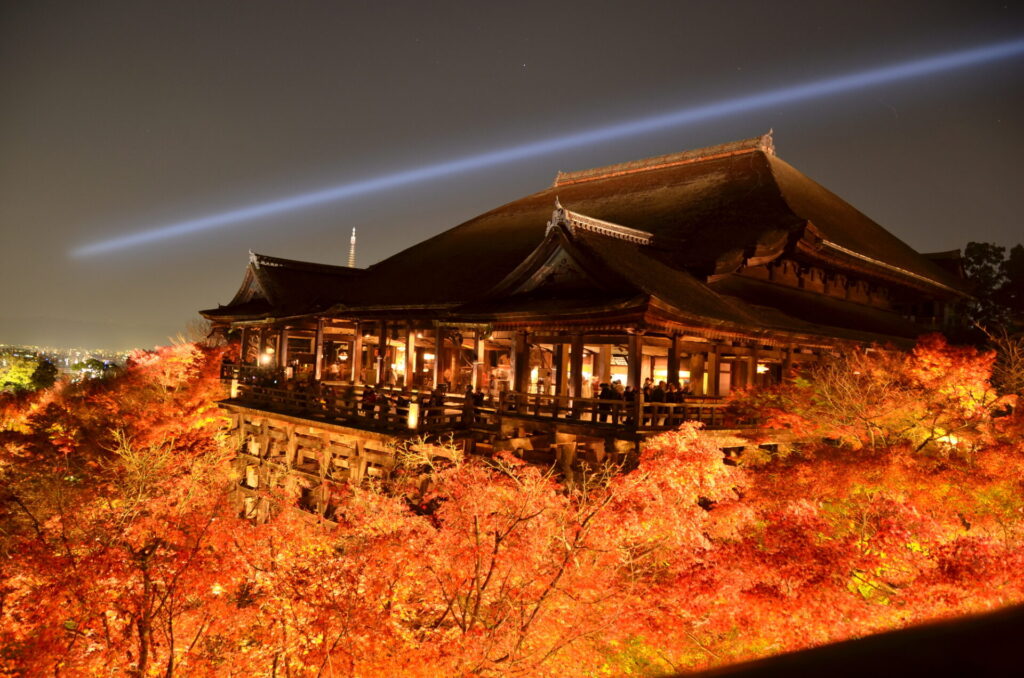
[817,238,968,297]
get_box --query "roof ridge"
[552,131,774,188]
[251,252,362,275]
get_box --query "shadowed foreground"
[693,604,1024,678]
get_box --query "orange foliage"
[2,338,1023,676]
[734,334,1011,452]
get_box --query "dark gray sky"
[2,1,1022,350]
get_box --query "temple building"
[201,133,969,516]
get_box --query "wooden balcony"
[222,374,746,437]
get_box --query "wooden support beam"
[732,356,749,390]
[597,345,611,382]
[319,432,331,481]
[569,333,584,398]
[278,422,292,465]
[713,344,784,359]
[749,345,761,390]
[237,413,247,450]
[377,321,388,385]
[352,439,366,484]
[405,323,416,389]
[667,334,681,385]
[313,318,325,380]
[449,337,459,390]
[553,343,566,396]
[472,330,485,391]
[239,326,249,364]
[689,351,706,396]
[627,332,643,389]
[351,327,364,384]
[707,345,721,397]
[512,330,530,392]
[433,328,444,388]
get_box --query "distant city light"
[70,37,1024,258]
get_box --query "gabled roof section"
[472,203,759,329]
[483,203,645,299]
[248,252,363,309]
[202,251,367,321]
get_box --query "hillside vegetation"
[1,339,1022,676]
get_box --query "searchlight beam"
[72,37,1024,257]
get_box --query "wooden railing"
[233,382,478,433]
[229,380,744,434]
[496,391,735,430]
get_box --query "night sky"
[2,1,1022,350]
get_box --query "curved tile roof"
[363,134,965,306]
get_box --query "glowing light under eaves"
[71,37,1024,257]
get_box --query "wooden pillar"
[405,323,416,389]
[351,326,364,384]
[689,351,706,396]
[553,343,566,396]
[731,359,744,390]
[732,352,749,390]
[627,331,643,389]
[597,345,611,382]
[667,334,681,385]
[449,336,459,390]
[278,328,289,368]
[432,327,444,388]
[472,331,485,391]
[239,326,249,364]
[706,345,721,397]
[569,333,584,398]
[749,345,761,390]
[783,346,794,380]
[313,318,325,380]
[512,330,530,392]
[377,321,388,385]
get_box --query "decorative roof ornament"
[545,199,653,245]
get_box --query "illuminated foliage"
[735,335,1009,453]
[2,338,1022,675]
[0,354,57,393]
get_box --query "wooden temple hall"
[202,133,969,499]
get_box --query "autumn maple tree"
[2,335,1022,676]
[0,343,248,676]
